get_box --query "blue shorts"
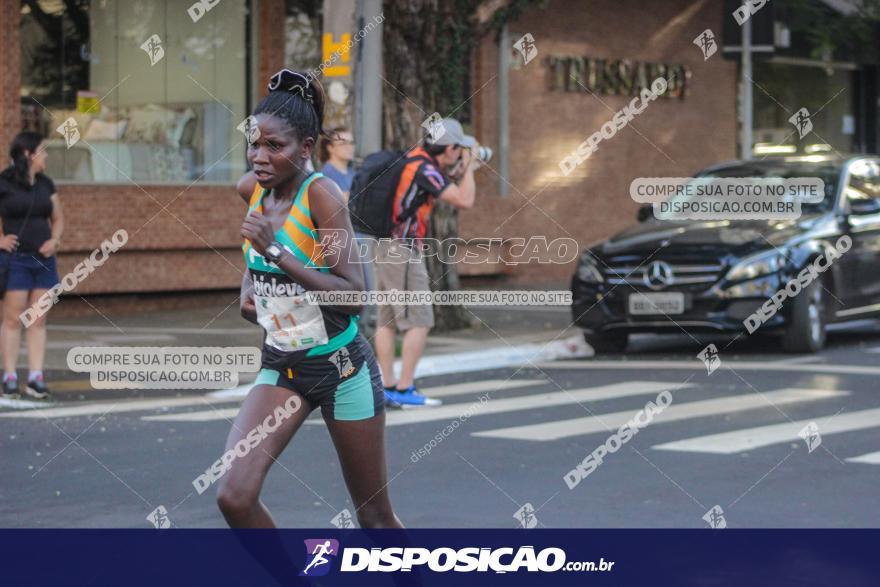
[6,254,60,291]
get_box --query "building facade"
[0,0,876,292]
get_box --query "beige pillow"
[84,119,128,141]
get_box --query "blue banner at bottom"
[0,529,876,586]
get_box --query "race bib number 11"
[255,295,329,352]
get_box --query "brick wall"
[55,183,247,293]
[465,0,738,284]
[0,0,22,154]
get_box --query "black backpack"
[348,150,429,237]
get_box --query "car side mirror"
[637,204,653,222]
[848,198,880,215]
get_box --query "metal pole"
[741,16,753,160]
[355,0,383,156]
[498,23,510,197]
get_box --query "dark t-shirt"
[0,167,55,254]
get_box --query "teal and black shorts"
[255,334,385,421]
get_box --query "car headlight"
[725,250,787,282]
[576,253,604,283]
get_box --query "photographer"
[374,118,478,407]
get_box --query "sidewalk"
[17,297,587,401]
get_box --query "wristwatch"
[264,241,286,264]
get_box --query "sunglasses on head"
[268,69,314,103]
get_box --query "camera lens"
[476,146,493,163]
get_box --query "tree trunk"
[382,0,476,331]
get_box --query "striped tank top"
[243,172,356,358]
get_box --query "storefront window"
[752,60,856,155]
[20,0,250,184]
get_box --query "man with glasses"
[373,118,478,406]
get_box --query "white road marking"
[845,451,880,465]
[473,388,846,441]
[142,381,688,424]
[0,398,47,410]
[653,406,880,454]
[418,379,546,398]
[537,360,880,377]
[0,396,239,419]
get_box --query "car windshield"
[695,162,841,215]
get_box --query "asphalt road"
[3,317,880,529]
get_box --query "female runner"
[217,69,402,529]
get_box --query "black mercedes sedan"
[571,155,880,353]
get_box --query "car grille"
[604,262,724,289]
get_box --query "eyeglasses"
[334,137,355,145]
[267,69,313,103]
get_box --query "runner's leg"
[216,383,311,527]
[324,411,403,528]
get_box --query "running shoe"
[1,378,19,399]
[383,387,404,409]
[24,377,51,400]
[385,385,442,407]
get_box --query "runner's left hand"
[241,211,274,255]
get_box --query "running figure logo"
[330,509,355,529]
[702,505,727,529]
[236,115,261,144]
[513,503,538,528]
[140,34,165,66]
[314,229,348,267]
[421,112,446,143]
[300,539,340,576]
[329,347,355,378]
[513,33,538,66]
[789,107,813,139]
[693,29,717,60]
[697,344,721,375]
[798,421,822,453]
[55,117,81,149]
[146,505,172,529]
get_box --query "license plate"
[628,292,685,315]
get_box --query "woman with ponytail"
[0,132,64,400]
[217,70,402,529]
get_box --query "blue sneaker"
[385,385,442,407]
[383,388,403,409]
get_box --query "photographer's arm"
[439,150,476,209]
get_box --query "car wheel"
[781,278,826,353]
[584,332,629,354]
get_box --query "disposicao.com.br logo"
[299,540,614,574]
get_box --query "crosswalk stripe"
[536,360,880,377]
[653,406,880,454]
[0,396,238,419]
[141,379,551,423]
[845,451,880,465]
[142,408,241,422]
[418,379,546,398]
[380,381,689,427]
[140,381,688,424]
[472,388,846,442]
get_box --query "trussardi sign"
[548,56,689,99]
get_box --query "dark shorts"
[255,334,385,421]
[6,253,60,292]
